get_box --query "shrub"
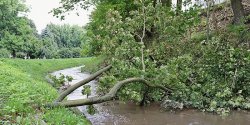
[57,48,73,58]
[0,48,10,58]
[157,28,250,114]
[16,52,26,59]
[71,47,81,58]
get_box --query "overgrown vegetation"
[49,73,73,88]
[81,56,106,73]
[53,0,250,115]
[0,58,101,124]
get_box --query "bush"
[71,47,81,58]
[16,52,26,59]
[57,48,73,58]
[98,24,250,115]
[36,47,57,59]
[0,48,10,58]
[157,29,250,114]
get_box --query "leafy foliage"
[66,75,74,82]
[0,0,41,58]
[0,0,43,58]
[86,105,97,115]
[0,0,89,59]
[0,48,10,58]
[40,24,89,58]
[80,0,250,115]
[82,85,91,98]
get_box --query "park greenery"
[0,0,250,124]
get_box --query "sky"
[24,0,225,34]
[25,0,93,33]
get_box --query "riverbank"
[0,57,102,124]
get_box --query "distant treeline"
[0,0,88,59]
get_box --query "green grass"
[0,57,102,124]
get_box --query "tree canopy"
[0,0,38,58]
[40,24,88,58]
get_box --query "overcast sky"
[24,0,225,34]
[25,0,92,33]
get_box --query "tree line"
[0,0,89,59]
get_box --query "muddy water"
[52,67,250,125]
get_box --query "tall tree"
[0,0,28,34]
[0,0,40,58]
[230,0,245,24]
[0,31,22,57]
[41,24,86,48]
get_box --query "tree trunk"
[55,65,112,102]
[206,0,211,42]
[140,86,149,106]
[153,0,157,7]
[12,50,16,58]
[176,0,182,15]
[46,78,172,108]
[161,0,172,7]
[231,0,245,24]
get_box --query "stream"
[51,66,250,125]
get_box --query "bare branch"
[46,78,172,108]
[55,65,112,102]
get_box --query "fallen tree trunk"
[47,78,172,108]
[55,65,112,102]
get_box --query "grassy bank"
[0,57,103,124]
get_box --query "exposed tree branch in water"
[55,65,112,102]
[46,78,172,108]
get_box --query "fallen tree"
[55,65,112,102]
[47,77,172,108]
